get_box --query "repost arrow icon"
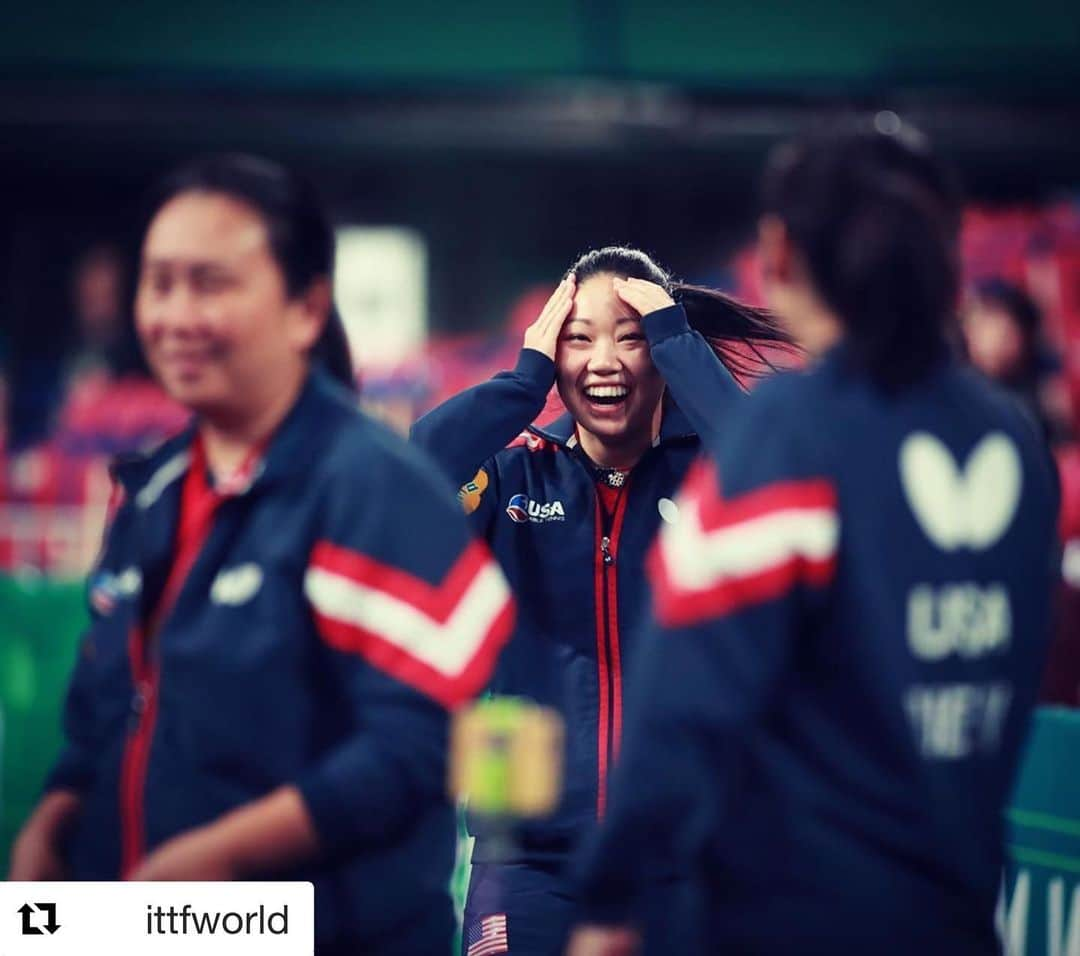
[18,903,43,935]
[36,902,60,934]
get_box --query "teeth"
[585,386,629,399]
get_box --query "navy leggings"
[462,860,701,956]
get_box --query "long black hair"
[568,246,795,381]
[762,124,961,388]
[141,153,355,391]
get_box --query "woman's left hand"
[127,787,319,881]
[127,825,239,881]
[612,276,675,317]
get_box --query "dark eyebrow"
[565,315,640,326]
[141,256,234,270]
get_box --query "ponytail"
[312,306,358,393]
[672,283,795,381]
[832,185,955,386]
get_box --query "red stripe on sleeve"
[648,464,838,629]
[310,538,492,623]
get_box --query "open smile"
[583,384,630,408]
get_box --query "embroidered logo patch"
[466,913,508,955]
[658,497,680,524]
[458,468,490,515]
[89,566,142,615]
[506,493,565,524]
[210,563,264,606]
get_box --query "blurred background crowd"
[1,0,1079,943]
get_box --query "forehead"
[966,300,1018,326]
[570,273,639,326]
[142,191,270,264]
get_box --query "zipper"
[117,479,219,875]
[116,434,254,876]
[593,480,630,819]
[120,628,159,876]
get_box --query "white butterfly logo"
[899,431,1022,552]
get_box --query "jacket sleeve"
[574,400,840,922]
[41,636,100,795]
[43,488,138,797]
[643,304,743,453]
[409,348,555,487]
[297,439,514,853]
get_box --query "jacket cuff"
[643,304,691,345]
[296,768,348,848]
[576,895,636,926]
[572,855,641,926]
[515,348,557,391]
[42,753,94,797]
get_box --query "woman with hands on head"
[412,246,792,955]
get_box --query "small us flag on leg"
[466,913,508,956]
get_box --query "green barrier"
[0,576,87,873]
[1003,708,1080,955]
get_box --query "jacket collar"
[529,396,697,450]
[110,368,350,507]
[816,336,954,384]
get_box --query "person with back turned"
[567,126,1059,955]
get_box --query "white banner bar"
[0,882,313,954]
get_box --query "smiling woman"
[554,283,666,470]
[136,155,354,435]
[137,191,323,433]
[10,154,513,955]
[411,244,792,955]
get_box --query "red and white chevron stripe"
[650,461,839,628]
[305,538,514,708]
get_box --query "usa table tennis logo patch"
[506,493,530,523]
[89,566,142,616]
[506,493,566,524]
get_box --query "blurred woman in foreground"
[11,154,512,955]
[568,126,1059,955]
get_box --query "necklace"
[598,468,628,489]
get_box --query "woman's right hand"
[8,791,80,880]
[523,275,576,360]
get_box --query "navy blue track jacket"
[411,304,735,863]
[45,369,513,950]
[575,344,1059,954]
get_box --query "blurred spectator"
[1045,447,1080,706]
[52,243,187,458]
[64,243,145,384]
[961,278,1070,442]
[960,279,1080,707]
[0,244,186,577]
